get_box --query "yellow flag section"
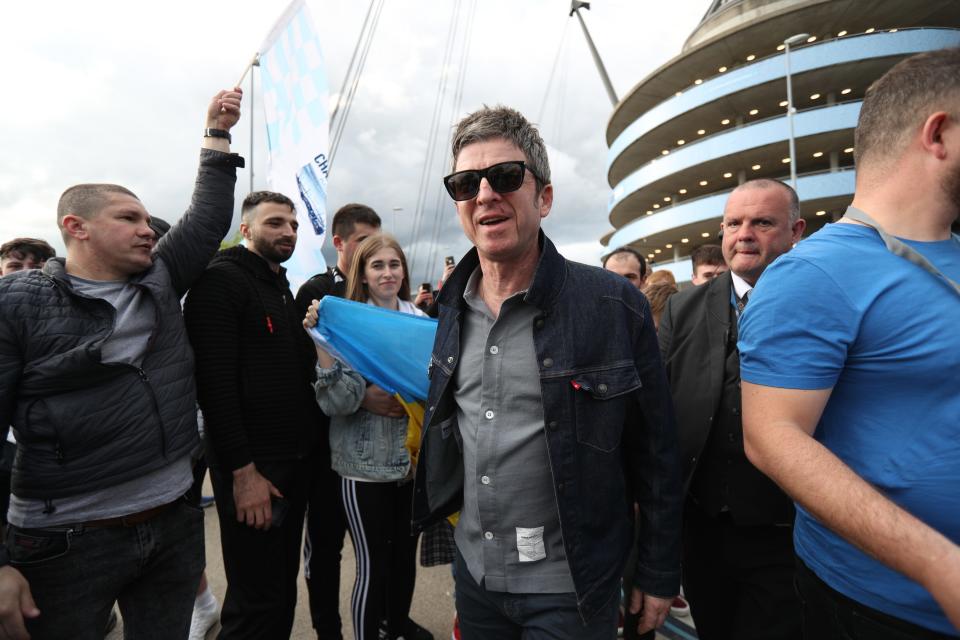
[395,394,459,528]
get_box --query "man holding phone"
[184,191,324,639]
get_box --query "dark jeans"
[7,499,204,640]
[305,463,347,639]
[454,549,619,640]
[682,502,801,640]
[795,556,957,640]
[210,456,312,640]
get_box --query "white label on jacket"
[516,526,546,562]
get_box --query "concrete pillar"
[737,169,746,185]
[827,92,837,106]
[674,245,681,261]
[830,151,840,172]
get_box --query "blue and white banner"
[259,0,330,289]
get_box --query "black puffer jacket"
[0,149,243,499]
[183,246,322,471]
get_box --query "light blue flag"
[259,0,330,290]
[308,297,438,402]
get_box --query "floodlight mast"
[570,1,619,106]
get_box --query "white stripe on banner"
[259,0,330,290]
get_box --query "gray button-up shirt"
[453,267,574,593]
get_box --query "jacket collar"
[214,245,289,284]
[705,269,734,327]
[436,230,566,313]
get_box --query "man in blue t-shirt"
[740,48,960,638]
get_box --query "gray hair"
[731,179,801,222]
[450,105,551,192]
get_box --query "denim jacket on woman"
[314,360,411,482]
[412,232,682,622]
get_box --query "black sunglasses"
[443,160,543,202]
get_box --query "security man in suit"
[658,179,805,640]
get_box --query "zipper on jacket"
[137,368,168,457]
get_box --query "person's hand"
[629,589,671,635]
[0,565,39,640]
[361,385,405,418]
[440,262,455,286]
[414,289,434,309]
[205,87,243,131]
[232,463,282,530]
[303,299,320,330]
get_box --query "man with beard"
[741,48,960,637]
[184,191,323,638]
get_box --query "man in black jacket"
[658,179,805,639]
[0,88,243,639]
[184,190,323,639]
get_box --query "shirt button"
[481,475,491,485]
[447,356,455,364]
[542,357,554,368]
[534,318,545,329]
[597,383,608,394]
[485,410,495,420]
[489,345,499,355]
[557,482,565,493]
[548,421,558,431]
[484,531,494,540]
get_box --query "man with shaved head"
[0,88,243,639]
[658,178,805,639]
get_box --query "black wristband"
[203,128,232,143]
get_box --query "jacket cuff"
[199,148,246,168]
[631,560,681,599]
[314,360,344,387]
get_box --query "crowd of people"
[0,47,957,640]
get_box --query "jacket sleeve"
[0,308,19,443]
[155,149,243,298]
[183,264,251,471]
[313,360,366,416]
[627,292,683,598]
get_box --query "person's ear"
[61,214,89,241]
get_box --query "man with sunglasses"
[412,106,681,640]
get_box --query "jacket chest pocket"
[571,365,641,452]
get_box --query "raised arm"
[156,88,245,295]
[742,382,960,630]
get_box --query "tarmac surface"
[107,486,688,639]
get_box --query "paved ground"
[108,488,689,639]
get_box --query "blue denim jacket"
[315,361,411,482]
[412,232,682,621]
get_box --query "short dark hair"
[0,237,56,262]
[331,203,381,239]
[855,48,960,170]
[602,246,647,277]
[731,179,800,222]
[690,244,724,270]
[57,184,140,242]
[241,191,296,222]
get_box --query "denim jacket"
[314,360,411,482]
[412,232,682,621]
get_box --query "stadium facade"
[602,0,960,282]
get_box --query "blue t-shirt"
[738,222,960,635]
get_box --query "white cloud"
[0,0,704,282]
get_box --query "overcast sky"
[1,0,704,283]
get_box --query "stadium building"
[602,0,960,282]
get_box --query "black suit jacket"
[658,271,793,526]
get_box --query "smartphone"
[420,282,432,293]
[270,496,290,528]
[445,256,456,267]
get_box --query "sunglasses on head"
[443,160,543,202]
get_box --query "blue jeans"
[454,549,619,640]
[6,499,205,640]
